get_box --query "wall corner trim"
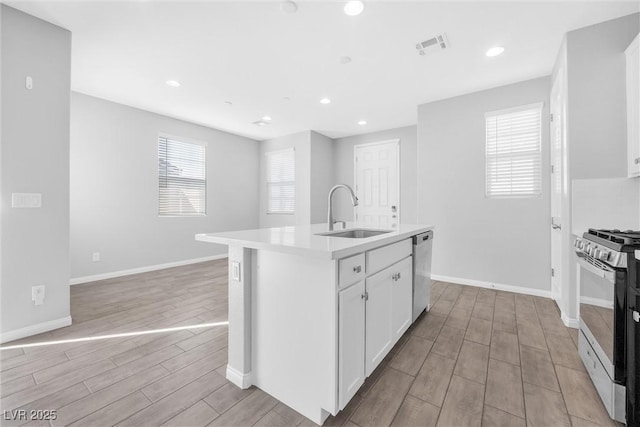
[70,254,228,286]
[1,316,72,344]
[431,274,552,298]
[226,364,252,389]
[561,312,580,329]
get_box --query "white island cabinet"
[195,223,433,425]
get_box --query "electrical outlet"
[231,261,241,281]
[32,285,45,306]
[92,252,100,262]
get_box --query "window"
[158,135,206,216]
[485,103,543,198]
[266,148,295,214]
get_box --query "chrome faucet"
[327,184,359,231]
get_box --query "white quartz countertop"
[195,223,434,260]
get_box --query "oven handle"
[576,254,615,284]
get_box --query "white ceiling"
[6,1,639,140]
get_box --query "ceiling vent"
[416,33,449,56]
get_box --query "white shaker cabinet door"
[338,281,366,410]
[365,267,394,376]
[392,257,413,340]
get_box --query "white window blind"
[485,103,543,198]
[158,135,206,216]
[266,148,295,214]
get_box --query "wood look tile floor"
[0,260,619,427]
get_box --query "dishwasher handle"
[414,230,434,245]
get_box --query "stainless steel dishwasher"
[412,230,434,322]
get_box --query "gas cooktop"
[586,228,640,251]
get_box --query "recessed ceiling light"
[357,120,367,126]
[280,1,298,14]
[320,97,331,105]
[344,1,365,16]
[262,116,272,121]
[165,80,181,87]
[340,56,352,64]
[252,120,271,127]
[224,101,233,106]
[486,46,505,57]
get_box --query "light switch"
[12,193,42,208]
[231,261,241,281]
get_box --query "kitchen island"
[195,223,434,425]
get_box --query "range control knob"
[599,251,609,261]
[594,249,601,259]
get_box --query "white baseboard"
[431,274,552,298]
[70,254,228,286]
[580,296,613,309]
[1,316,72,344]
[226,365,252,389]
[561,312,580,329]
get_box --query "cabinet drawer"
[339,253,365,287]
[367,239,412,276]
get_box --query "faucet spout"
[327,184,359,231]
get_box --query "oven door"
[577,251,626,384]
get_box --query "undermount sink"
[316,228,392,239]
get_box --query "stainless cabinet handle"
[353,265,362,273]
[397,272,401,280]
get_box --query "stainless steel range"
[575,229,640,424]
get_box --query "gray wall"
[259,131,311,228]
[70,93,260,279]
[310,131,334,224]
[332,126,418,224]
[417,77,551,292]
[1,5,71,336]
[567,12,640,180]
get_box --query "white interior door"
[354,140,400,229]
[550,71,564,304]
